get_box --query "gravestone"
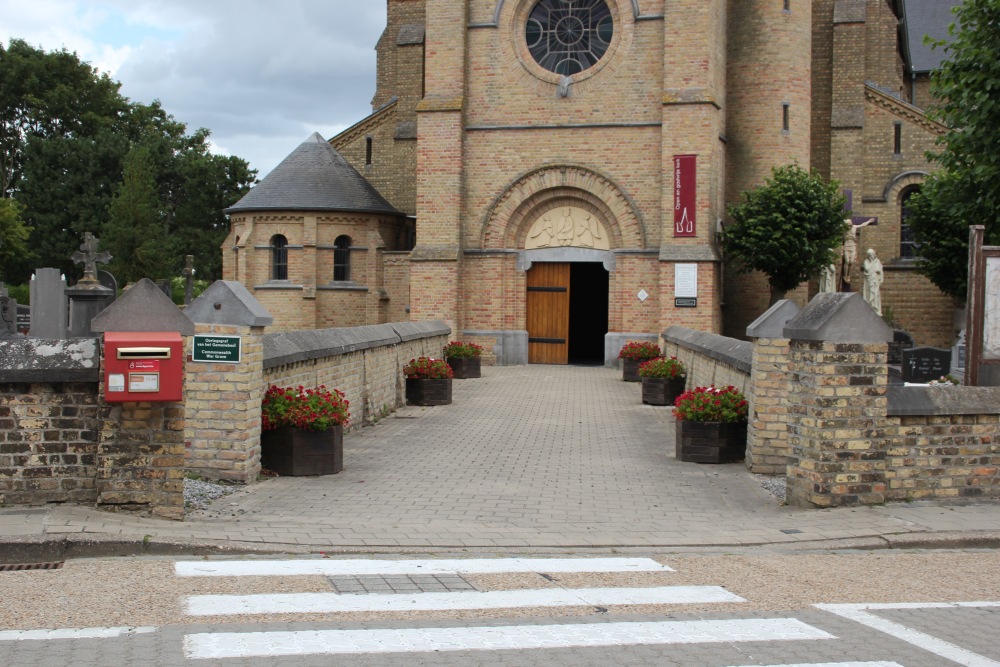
[98,270,118,304]
[901,346,952,383]
[30,268,68,338]
[887,329,914,365]
[155,279,172,299]
[952,329,966,379]
[16,305,30,334]
[66,233,114,337]
[0,284,16,336]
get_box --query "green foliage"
[0,40,256,284]
[105,145,168,283]
[169,276,210,305]
[442,341,484,359]
[0,198,30,281]
[3,283,28,304]
[906,0,1000,300]
[722,165,847,300]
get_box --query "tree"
[906,0,1000,300]
[0,41,256,283]
[721,164,847,303]
[104,145,168,283]
[0,197,30,281]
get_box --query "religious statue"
[862,248,883,315]
[819,263,837,293]
[840,217,874,291]
[71,232,112,287]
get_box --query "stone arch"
[881,170,929,203]
[481,164,646,251]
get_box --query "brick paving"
[2,365,1000,552]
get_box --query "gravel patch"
[184,478,240,511]
[754,473,786,502]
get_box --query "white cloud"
[3,0,387,176]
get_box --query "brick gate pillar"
[745,300,800,474]
[783,293,894,507]
[184,281,272,483]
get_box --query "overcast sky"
[2,0,387,178]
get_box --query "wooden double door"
[526,262,609,365]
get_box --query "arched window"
[899,187,920,259]
[334,235,351,281]
[271,235,288,280]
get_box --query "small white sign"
[637,289,649,302]
[108,374,125,392]
[675,264,698,298]
[128,373,159,392]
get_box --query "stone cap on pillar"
[746,299,801,339]
[186,280,273,327]
[91,278,195,335]
[782,292,892,343]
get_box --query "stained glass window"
[526,0,613,76]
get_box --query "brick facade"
[230,0,959,362]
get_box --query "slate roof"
[225,132,400,216]
[899,0,962,74]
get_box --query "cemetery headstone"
[155,279,172,299]
[887,329,914,365]
[66,233,114,337]
[952,329,967,379]
[901,346,952,383]
[16,304,30,334]
[98,270,118,303]
[30,268,68,338]
[0,284,16,336]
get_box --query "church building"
[223,0,960,364]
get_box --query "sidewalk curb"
[3,530,999,564]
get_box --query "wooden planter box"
[446,357,481,379]
[675,420,747,463]
[622,357,652,382]
[260,425,343,476]
[405,377,453,405]
[641,376,687,406]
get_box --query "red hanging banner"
[673,154,697,237]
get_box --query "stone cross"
[182,254,196,305]
[71,232,112,286]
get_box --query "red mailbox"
[104,332,183,402]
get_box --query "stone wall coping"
[887,385,1000,416]
[186,280,273,327]
[662,326,752,374]
[0,337,101,383]
[783,292,893,343]
[263,321,449,369]
[91,278,195,335]
[746,299,801,339]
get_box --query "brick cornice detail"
[331,101,399,149]
[416,96,465,113]
[864,85,948,136]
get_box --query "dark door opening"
[568,262,609,364]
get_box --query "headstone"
[0,284,16,336]
[901,346,952,383]
[71,232,112,286]
[155,279,172,299]
[66,233,114,337]
[952,329,967,378]
[16,305,30,335]
[98,270,118,304]
[887,329,914,365]
[29,268,68,338]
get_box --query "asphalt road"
[1,549,998,666]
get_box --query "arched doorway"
[526,260,609,364]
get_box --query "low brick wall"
[885,386,1000,500]
[660,326,752,394]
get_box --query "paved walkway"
[2,366,999,557]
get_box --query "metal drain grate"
[0,562,65,572]
[328,573,478,595]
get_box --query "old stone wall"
[660,325,752,395]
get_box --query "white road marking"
[816,602,1000,667]
[0,626,157,641]
[187,585,744,616]
[725,663,904,667]
[175,557,673,577]
[184,618,833,659]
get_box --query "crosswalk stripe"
[175,557,672,577]
[816,603,1000,667]
[183,618,833,659]
[725,663,903,667]
[0,627,157,641]
[187,585,744,616]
